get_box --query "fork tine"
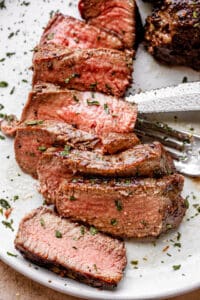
[134,129,187,151]
[136,118,193,143]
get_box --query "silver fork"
[135,118,200,177]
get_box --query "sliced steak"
[15,207,126,288]
[32,45,133,97]
[145,0,200,70]
[40,141,175,178]
[0,115,18,137]
[40,13,123,50]
[14,120,100,178]
[79,0,136,49]
[20,83,138,146]
[37,143,175,204]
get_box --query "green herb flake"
[110,218,118,226]
[10,87,15,95]
[73,95,79,102]
[40,218,45,228]
[65,73,80,84]
[55,230,62,238]
[69,195,76,201]
[47,32,55,40]
[115,200,123,211]
[0,199,11,209]
[174,242,181,248]
[89,83,97,90]
[0,81,8,88]
[104,103,110,114]
[90,226,98,235]
[2,219,14,231]
[6,52,15,58]
[184,198,189,209]
[38,146,46,152]
[0,134,5,140]
[0,58,5,62]
[93,264,98,271]
[0,1,6,9]
[60,145,71,157]
[80,225,85,235]
[173,264,181,271]
[177,232,181,241]
[7,251,18,257]
[87,99,100,106]
[131,260,138,266]
[8,32,14,39]
[25,120,44,126]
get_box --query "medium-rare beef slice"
[14,120,100,178]
[15,207,126,288]
[41,142,175,178]
[37,143,175,205]
[144,0,200,70]
[32,45,133,97]
[57,175,186,238]
[40,13,123,50]
[0,115,18,137]
[20,83,139,154]
[79,0,136,49]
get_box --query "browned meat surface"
[15,207,127,288]
[79,0,136,49]
[37,155,185,237]
[39,142,175,179]
[145,0,200,70]
[40,13,123,50]
[32,45,133,97]
[20,83,138,143]
[37,143,175,205]
[14,120,100,178]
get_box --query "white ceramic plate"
[0,1,200,299]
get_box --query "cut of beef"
[14,120,100,178]
[57,174,186,238]
[20,83,138,153]
[145,0,200,70]
[32,45,133,97]
[39,141,175,179]
[40,13,123,50]
[37,143,175,205]
[79,0,136,49]
[15,207,126,288]
[37,154,185,237]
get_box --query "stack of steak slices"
[13,0,187,289]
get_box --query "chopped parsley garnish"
[55,230,62,238]
[2,219,14,231]
[10,87,15,95]
[90,226,98,235]
[47,32,55,40]
[0,199,11,209]
[38,146,46,152]
[0,58,5,62]
[105,84,112,92]
[40,218,45,227]
[7,251,18,257]
[69,195,76,201]
[0,134,5,140]
[89,83,97,90]
[25,120,44,126]
[131,260,138,266]
[60,145,71,156]
[182,76,188,83]
[6,52,15,57]
[8,32,14,39]
[80,225,85,235]
[0,104,4,111]
[184,198,189,209]
[110,218,118,226]
[0,81,8,88]
[87,100,100,106]
[173,265,181,271]
[104,103,110,114]
[115,200,123,211]
[174,242,181,248]
[73,95,79,102]
[0,1,6,9]
[65,73,80,84]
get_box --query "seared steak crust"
[15,207,127,288]
[79,0,136,49]
[40,13,123,50]
[14,120,100,178]
[32,45,133,97]
[45,142,175,178]
[145,0,200,70]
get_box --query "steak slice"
[20,83,138,144]
[15,207,126,288]
[37,143,175,204]
[14,120,100,178]
[79,0,136,49]
[57,175,186,238]
[40,142,175,178]
[145,0,200,70]
[32,45,133,97]
[40,13,123,50]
